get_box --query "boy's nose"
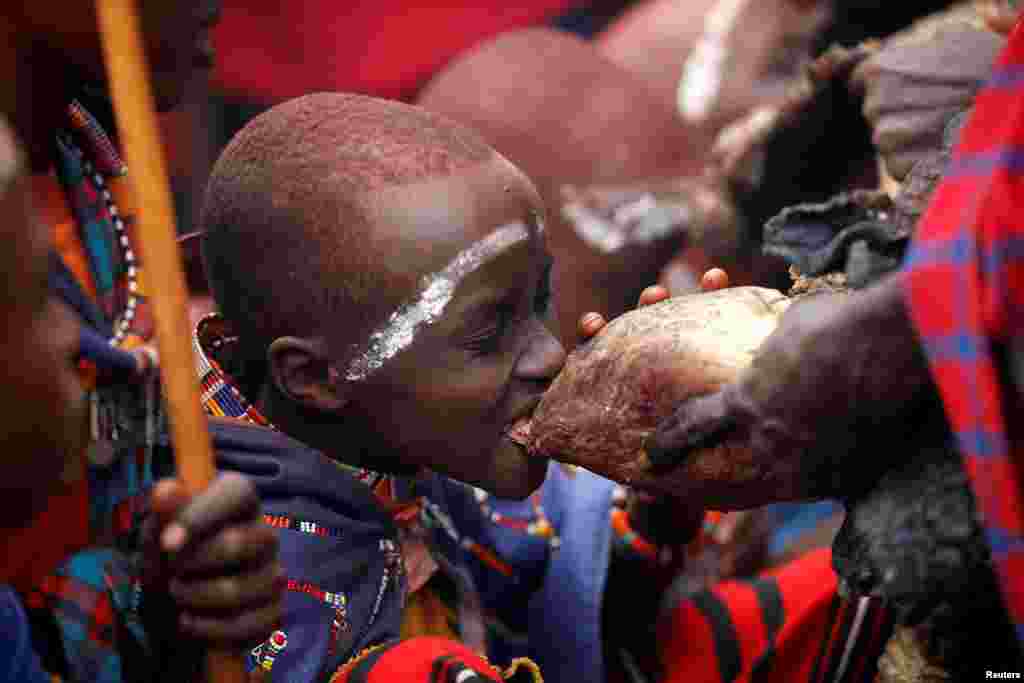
[516,324,567,384]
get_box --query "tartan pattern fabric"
[87,445,154,543]
[24,549,144,683]
[903,19,1024,641]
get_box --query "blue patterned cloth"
[0,586,50,683]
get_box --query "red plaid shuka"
[903,18,1024,642]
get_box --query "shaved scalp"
[201,93,497,369]
[418,28,704,195]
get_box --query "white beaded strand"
[82,158,139,345]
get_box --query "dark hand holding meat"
[646,275,948,506]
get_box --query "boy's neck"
[257,385,343,459]
[0,35,77,173]
[257,382,414,476]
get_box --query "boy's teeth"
[506,416,533,446]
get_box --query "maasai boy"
[1,2,282,680]
[201,92,919,683]
[197,93,713,682]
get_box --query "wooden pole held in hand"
[94,0,245,680]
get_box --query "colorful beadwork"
[609,507,661,563]
[251,629,289,672]
[420,499,515,577]
[608,485,727,567]
[85,160,137,345]
[63,100,139,346]
[473,488,561,551]
[263,514,345,538]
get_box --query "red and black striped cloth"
[329,638,543,683]
[903,17,1024,642]
[659,548,893,683]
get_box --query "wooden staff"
[94,1,245,681]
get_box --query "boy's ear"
[267,337,350,413]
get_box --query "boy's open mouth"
[504,416,534,449]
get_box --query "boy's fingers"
[150,478,191,522]
[171,560,284,612]
[637,284,670,307]
[179,601,283,645]
[577,312,607,340]
[163,472,260,554]
[700,268,730,292]
[177,522,279,575]
[150,479,193,553]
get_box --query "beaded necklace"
[60,99,141,346]
[473,487,561,551]
[82,159,138,345]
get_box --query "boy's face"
[339,161,565,499]
[14,0,220,111]
[0,125,87,531]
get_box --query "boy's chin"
[478,436,549,500]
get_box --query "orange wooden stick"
[94,1,244,681]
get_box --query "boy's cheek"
[365,348,519,458]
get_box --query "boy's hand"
[143,473,283,646]
[577,268,729,338]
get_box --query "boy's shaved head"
[419,28,703,193]
[202,94,560,499]
[201,93,499,361]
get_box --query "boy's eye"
[465,302,517,355]
[464,262,553,356]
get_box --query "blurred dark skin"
[0,0,282,650]
[0,119,87,542]
[850,7,1004,182]
[3,0,220,169]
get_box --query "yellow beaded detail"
[502,657,545,682]
[330,643,390,682]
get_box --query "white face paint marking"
[678,0,751,123]
[562,193,692,255]
[562,202,626,254]
[343,223,532,382]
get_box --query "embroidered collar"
[193,313,412,510]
